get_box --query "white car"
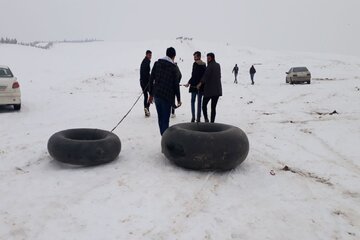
[286,67,311,84]
[0,65,21,110]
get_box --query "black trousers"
[202,96,219,123]
[141,82,150,109]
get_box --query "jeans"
[155,97,172,135]
[191,92,203,121]
[202,96,219,123]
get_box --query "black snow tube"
[48,128,121,166]
[161,123,249,171]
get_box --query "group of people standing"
[232,64,256,85]
[139,47,222,135]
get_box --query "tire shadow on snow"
[47,155,122,170]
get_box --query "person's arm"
[148,62,157,103]
[145,60,150,80]
[140,59,146,80]
[185,63,196,87]
[197,65,210,89]
[176,64,182,83]
[174,66,182,107]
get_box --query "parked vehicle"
[286,67,311,84]
[0,65,21,110]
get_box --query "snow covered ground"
[0,40,359,240]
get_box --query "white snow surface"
[0,40,359,240]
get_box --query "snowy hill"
[0,40,359,240]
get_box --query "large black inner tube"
[161,123,249,171]
[48,128,121,166]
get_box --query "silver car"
[0,65,21,110]
[286,67,311,84]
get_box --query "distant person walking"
[249,65,256,85]
[140,50,152,117]
[149,47,182,135]
[197,53,222,123]
[232,64,239,84]
[185,51,206,122]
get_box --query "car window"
[0,68,14,77]
[293,67,308,72]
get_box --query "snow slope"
[0,40,359,240]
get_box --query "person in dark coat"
[185,51,206,122]
[197,52,222,123]
[232,64,239,84]
[249,65,256,85]
[149,47,182,135]
[140,50,152,117]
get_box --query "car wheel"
[161,123,249,171]
[48,128,121,166]
[13,104,21,110]
[307,80,311,84]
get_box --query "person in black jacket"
[197,53,222,123]
[149,47,182,135]
[232,64,239,84]
[249,65,256,85]
[140,50,152,117]
[185,51,206,122]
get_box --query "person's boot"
[204,118,209,123]
[144,108,150,117]
[191,117,195,122]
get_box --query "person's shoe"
[171,113,176,118]
[144,108,150,117]
[191,118,195,122]
[204,118,209,123]
[196,118,201,122]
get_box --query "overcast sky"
[1,0,359,56]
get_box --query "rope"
[110,83,193,132]
[110,91,144,132]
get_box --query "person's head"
[193,51,201,61]
[207,52,215,63]
[235,64,237,67]
[145,50,152,60]
[166,47,176,60]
